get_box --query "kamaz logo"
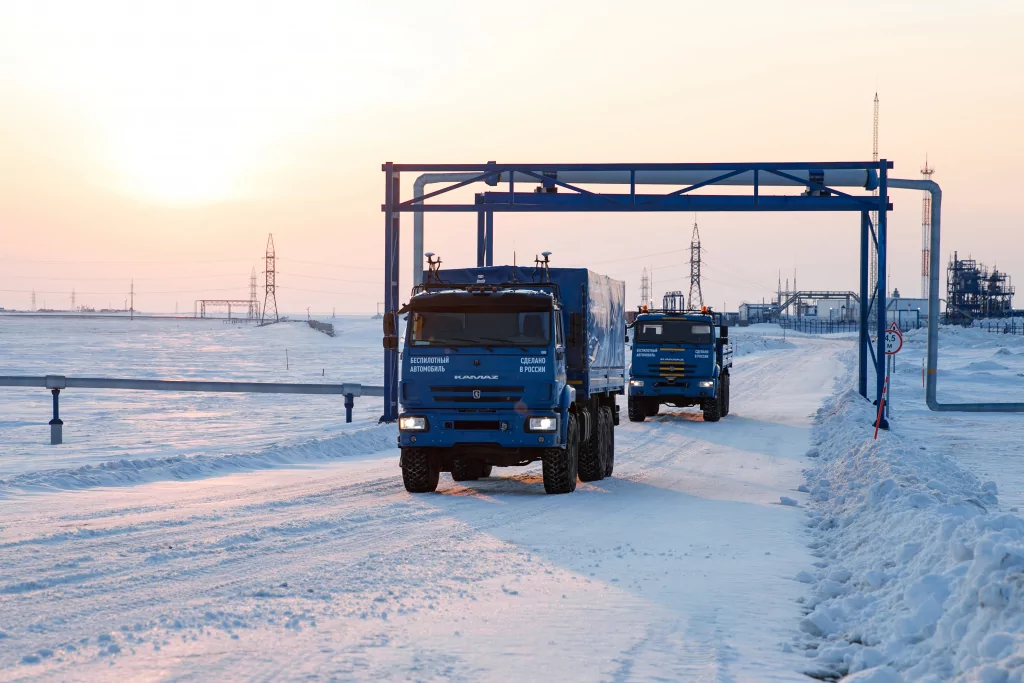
[472,390,482,399]
[453,375,499,380]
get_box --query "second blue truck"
[627,308,733,423]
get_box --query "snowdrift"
[797,383,1024,681]
[0,424,397,496]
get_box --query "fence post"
[344,393,355,423]
[49,388,63,445]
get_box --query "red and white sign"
[884,322,903,355]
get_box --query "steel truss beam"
[382,161,892,424]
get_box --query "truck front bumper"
[628,377,716,400]
[398,409,562,449]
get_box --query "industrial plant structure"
[945,252,1016,324]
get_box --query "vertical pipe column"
[49,388,63,445]
[382,163,400,422]
[859,212,869,398]
[476,195,486,267]
[344,393,354,424]
[926,185,941,407]
[485,211,494,266]
[875,163,889,426]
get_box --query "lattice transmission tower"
[870,92,879,303]
[248,266,260,319]
[639,267,651,309]
[687,219,704,310]
[920,156,935,298]
[261,234,279,324]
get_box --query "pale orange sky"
[2,0,1022,314]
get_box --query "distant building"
[738,302,776,325]
[887,291,928,329]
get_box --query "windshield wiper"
[427,337,488,351]
[480,336,533,353]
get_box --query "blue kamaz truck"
[397,256,625,494]
[627,308,732,422]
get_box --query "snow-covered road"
[0,327,845,681]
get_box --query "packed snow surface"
[1,317,1022,681]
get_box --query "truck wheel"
[401,448,439,493]
[479,464,493,478]
[578,408,605,482]
[601,406,615,477]
[543,412,579,494]
[627,396,646,422]
[451,457,480,482]
[722,374,731,417]
[702,395,722,423]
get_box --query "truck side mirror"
[383,311,397,336]
[720,325,729,342]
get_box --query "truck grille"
[452,420,501,431]
[649,361,695,377]
[430,386,524,404]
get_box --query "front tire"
[627,396,646,422]
[702,392,722,423]
[543,412,579,494]
[402,448,439,493]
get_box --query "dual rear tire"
[578,406,614,482]
[452,458,491,482]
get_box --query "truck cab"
[397,259,625,495]
[627,309,733,422]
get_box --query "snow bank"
[0,424,397,496]
[797,385,1024,681]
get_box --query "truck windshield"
[409,311,551,347]
[635,321,712,345]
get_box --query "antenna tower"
[687,219,704,310]
[261,234,279,324]
[640,267,651,308]
[920,156,935,298]
[71,289,76,311]
[870,92,879,305]
[31,290,36,311]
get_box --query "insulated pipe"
[889,178,1024,412]
[413,173,479,285]
[411,168,878,285]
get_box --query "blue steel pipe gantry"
[381,161,893,424]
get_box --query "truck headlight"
[526,416,558,432]
[399,416,428,431]
[699,381,714,388]
[629,380,644,387]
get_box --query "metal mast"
[31,290,36,311]
[261,234,279,324]
[639,267,651,308]
[870,92,879,303]
[70,289,75,312]
[920,155,935,298]
[687,219,704,310]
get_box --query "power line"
[1,273,250,282]
[280,258,383,271]
[277,272,381,285]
